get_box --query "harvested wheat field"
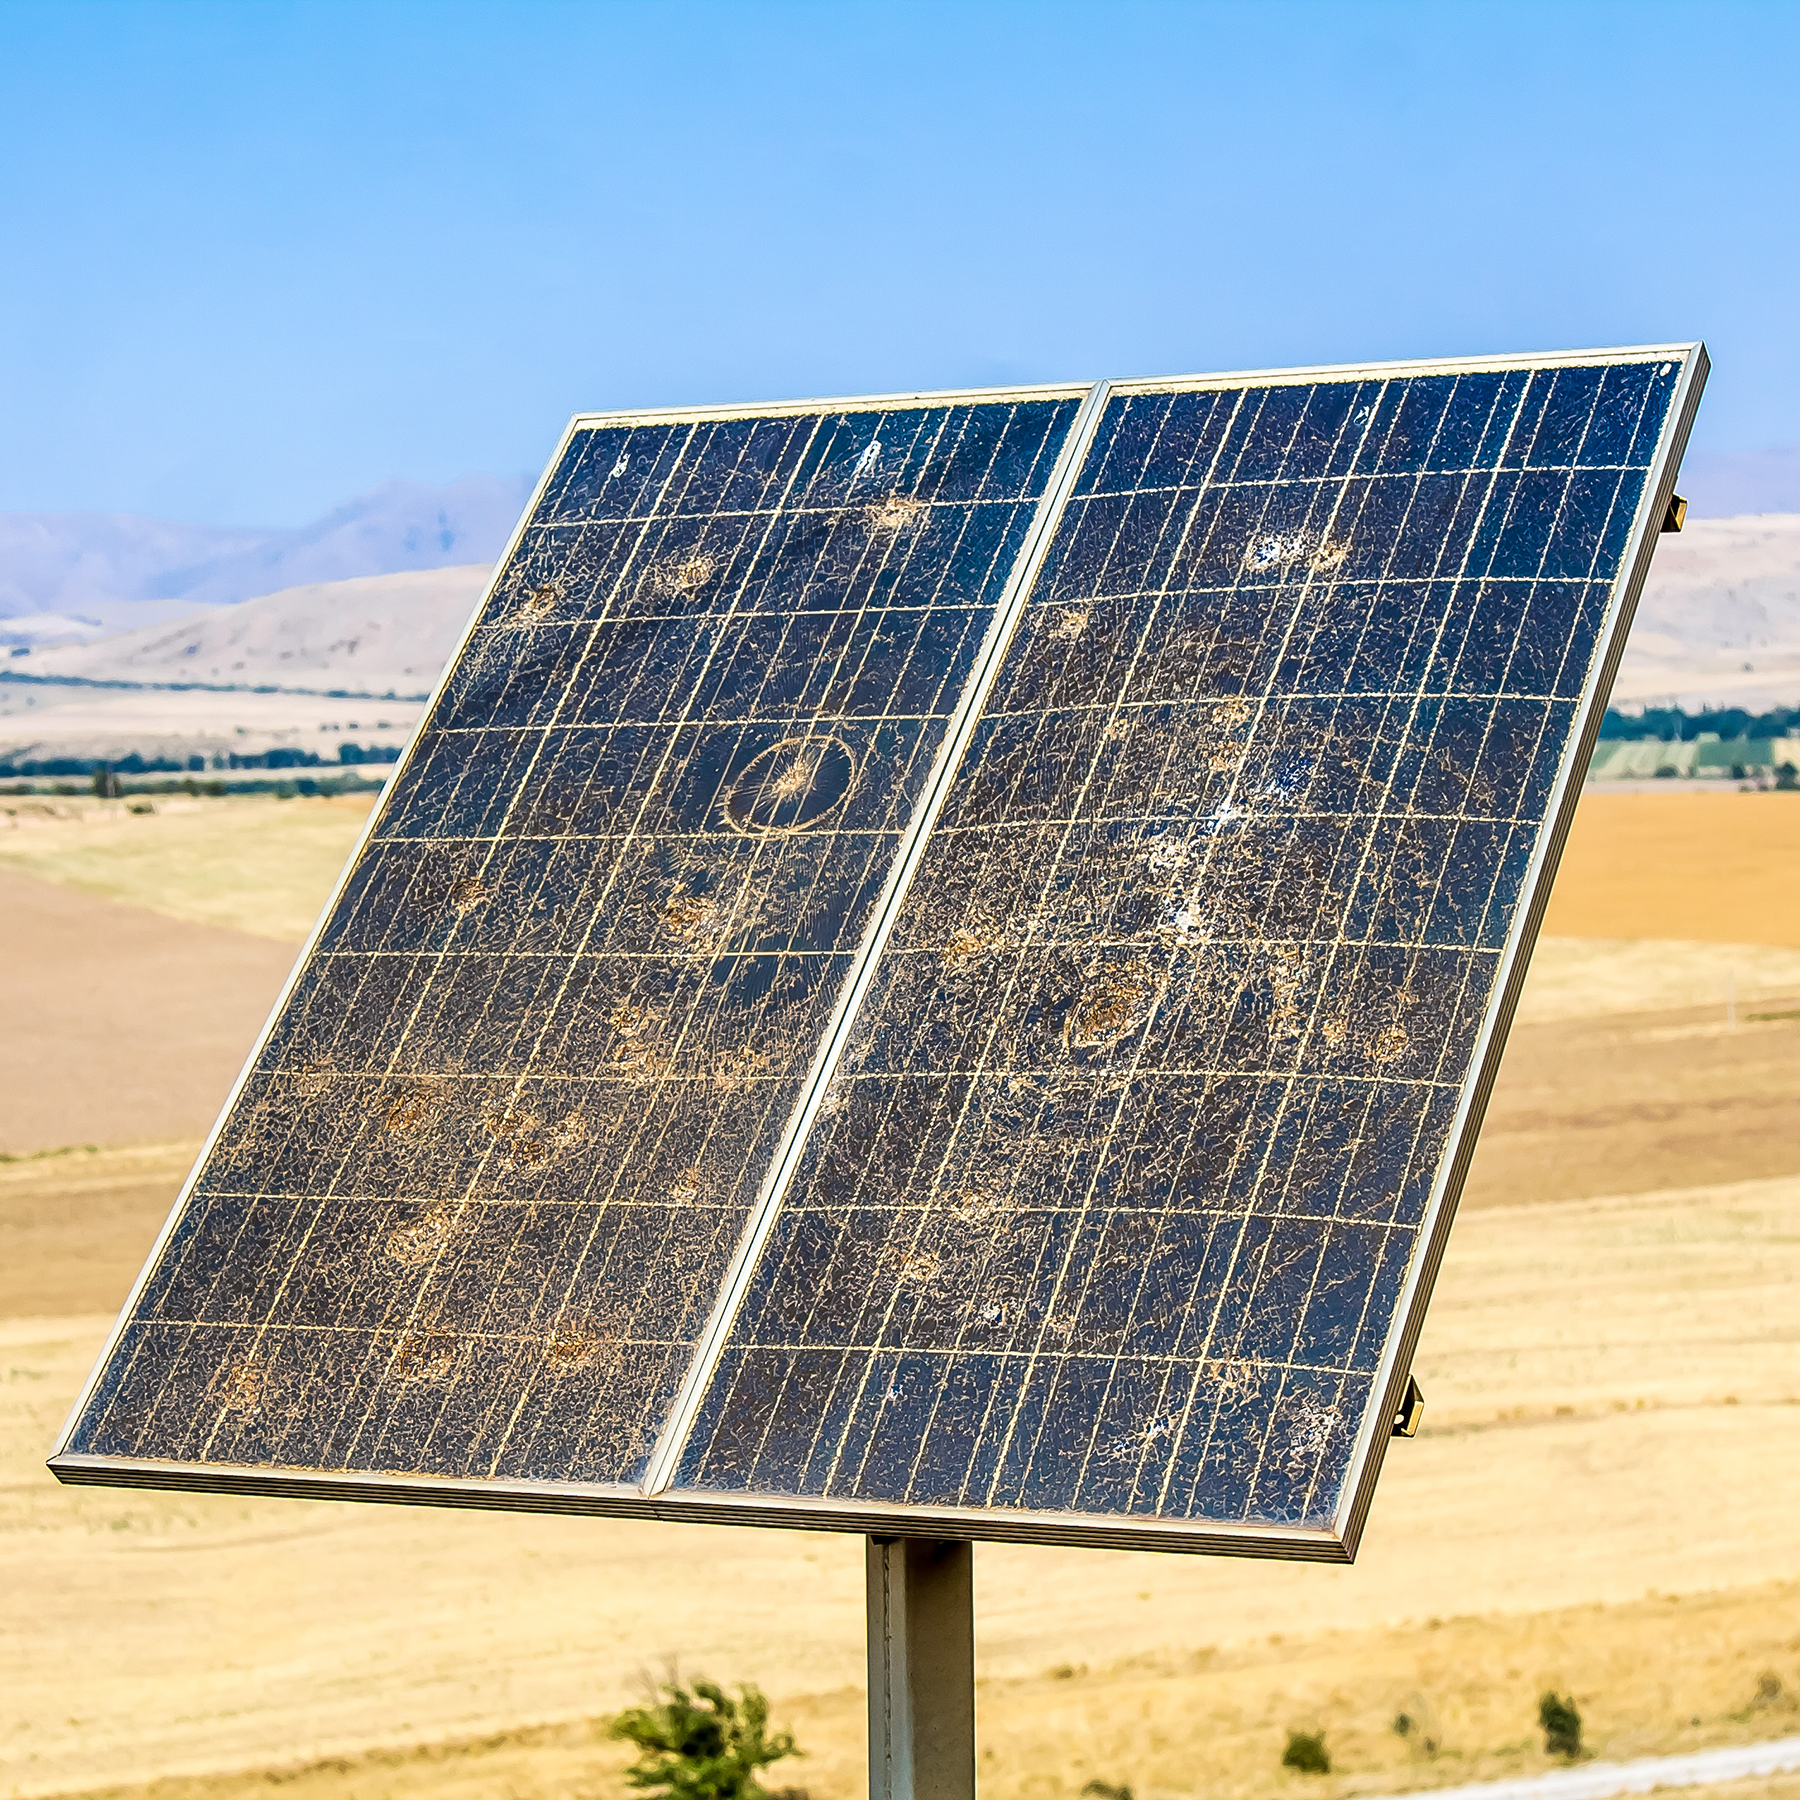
[1540,791,1800,947]
[0,791,375,943]
[0,786,1796,1800]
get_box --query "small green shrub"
[1392,1710,1439,1756]
[1539,1691,1582,1759]
[608,1678,800,1800]
[1081,1782,1134,1800]
[1282,1729,1331,1775]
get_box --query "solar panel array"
[55,347,1703,1557]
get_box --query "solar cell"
[52,347,1704,1558]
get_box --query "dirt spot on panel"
[447,876,490,913]
[661,890,720,939]
[1101,1410,1178,1463]
[381,1080,449,1137]
[660,873,769,957]
[543,1320,619,1376]
[1371,1021,1410,1063]
[1064,966,1162,1053]
[1281,1397,1344,1474]
[866,494,924,531]
[667,1168,703,1206]
[484,1106,587,1171]
[608,1000,650,1038]
[710,1043,772,1094]
[385,1201,461,1269]
[951,1187,997,1221]
[390,1325,460,1383]
[1049,605,1092,641]
[1267,952,1307,1041]
[513,581,562,622]
[655,552,717,599]
[1202,1357,1260,1404]
[942,929,987,968]
[290,1058,337,1098]
[608,1043,672,1082]
[1241,532,1352,579]
[213,1360,267,1416]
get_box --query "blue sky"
[2,0,1797,527]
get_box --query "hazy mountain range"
[3,513,1796,769]
[0,473,532,645]
[22,566,493,696]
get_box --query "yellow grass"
[7,1174,1799,1800]
[30,1592,1800,1800]
[1543,792,1800,947]
[0,795,372,941]
[0,1142,199,1316]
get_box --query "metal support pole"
[866,1536,975,1800]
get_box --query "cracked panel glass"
[66,395,1081,1486]
[674,358,1684,1526]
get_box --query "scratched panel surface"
[674,359,1683,1524]
[66,395,1080,1485]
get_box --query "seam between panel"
[638,382,1113,1496]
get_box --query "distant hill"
[1615,513,1800,712]
[0,567,493,768]
[24,566,492,697]
[0,474,531,640]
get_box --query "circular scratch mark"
[724,736,855,837]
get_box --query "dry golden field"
[1540,792,1800,947]
[0,791,375,942]
[0,786,1797,1800]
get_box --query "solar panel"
[52,347,1705,1559]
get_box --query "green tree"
[608,1678,800,1800]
